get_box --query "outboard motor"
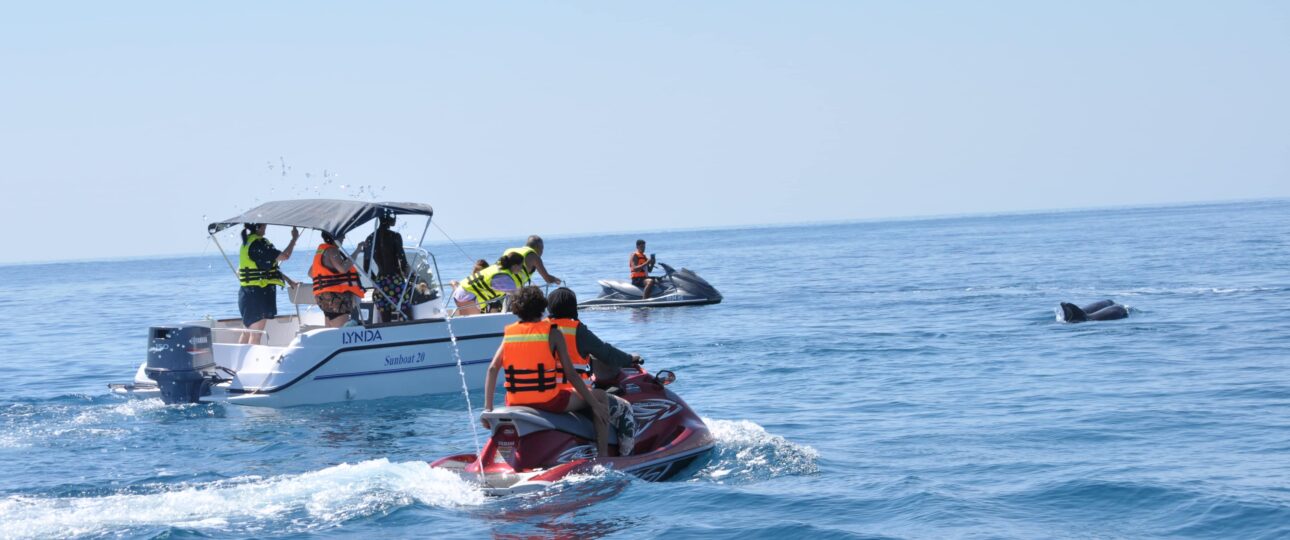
[144,325,218,404]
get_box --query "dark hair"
[379,215,396,230]
[473,259,489,273]
[636,239,646,248]
[510,286,548,322]
[496,251,524,269]
[547,287,578,320]
[321,231,338,245]
[242,223,260,244]
[526,235,543,249]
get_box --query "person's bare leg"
[642,279,654,299]
[325,314,348,328]
[592,390,610,457]
[246,319,268,345]
[455,299,481,316]
[565,392,610,457]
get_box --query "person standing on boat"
[310,231,364,328]
[482,286,611,457]
[360,212,413,322]
[452,252,525,315]
[238,223,299,344]
[630,239,656,299]
[503,235,562,287]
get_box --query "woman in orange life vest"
[482,286,612,457]
[309,231,365,328]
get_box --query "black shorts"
[239,286,278,326]
[631,277,650,288]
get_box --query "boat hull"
[112,313,510,407]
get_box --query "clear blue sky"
[2,2,1287,264]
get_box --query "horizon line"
[2,196,1284,268]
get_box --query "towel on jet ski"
[608,394,636,456]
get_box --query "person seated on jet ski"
[546,287,641,385]
[452,252,526,316]
[630,239,656,299]
[483,286,613,457]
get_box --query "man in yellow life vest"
[309,231,365,328]
[482,286,611,457]
[502,235,561,288]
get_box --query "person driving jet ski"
[630,239,657,299]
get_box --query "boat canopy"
[208,199,434,239]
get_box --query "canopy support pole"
[209,233,239,281]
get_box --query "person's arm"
[630,254,649,273]
[553,328,605,419]
[275,227,300,262]
[324,247,353,273]
[531,253,561,285]
[481,343,504,428]
[576,323,635,369]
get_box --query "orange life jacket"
[546,318,592,385]
[310,243,364,297]
[501,321,571,406]
[630,251,649,279]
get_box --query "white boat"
[110,199,509,408]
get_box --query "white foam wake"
[0,398,171,449]
[695,418,819,483]
[0,459,483,539]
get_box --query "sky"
[1,1,1287,264]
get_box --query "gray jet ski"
[580,263,722,308]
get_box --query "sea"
[1,200,1288,539]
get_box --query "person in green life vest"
[452,252,526,315]
[238,223,300,344]
[502,235,561,288]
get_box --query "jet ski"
[430,365,714,496]
[579,262,722,308]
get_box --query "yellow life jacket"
[503,246,537,286]
[461,264,521,310]
[238,234,284,288]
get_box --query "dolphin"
[1059,299,1129,323]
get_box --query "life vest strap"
[504,364,559,393]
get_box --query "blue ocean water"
[1,200,1288,539]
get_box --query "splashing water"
[443,315,485,483]
[694,419,819,484]
[0,459,483,539]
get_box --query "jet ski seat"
[482,406,619,444]
[598,280,644,296]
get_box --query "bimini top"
[207,199,434,239]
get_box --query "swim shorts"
[239,286,278,326]
[316,292,356,320]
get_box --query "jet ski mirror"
[654,370,676,386]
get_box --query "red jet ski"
[431,366,714,496]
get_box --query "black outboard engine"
[145,325,218,404]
